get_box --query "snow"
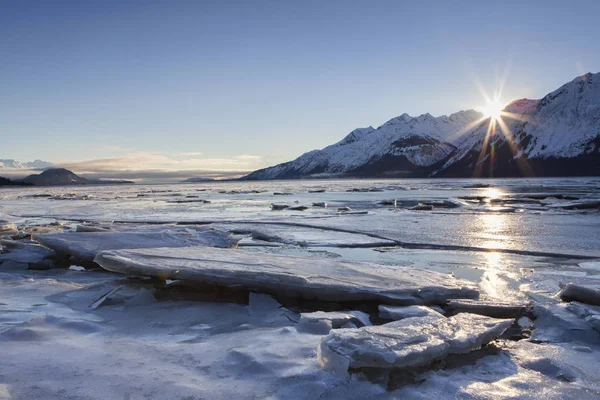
[95,246,479,304]
[318,314,512,375]
[0,159,52,169]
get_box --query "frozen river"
[1,177,599,399]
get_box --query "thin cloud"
[0,152,279,182]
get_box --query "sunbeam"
[472,80,536,177]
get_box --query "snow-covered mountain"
[244,73,600,180]
[436,72,600,177]
[244,110,483,179]
[0,159,53,169]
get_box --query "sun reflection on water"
[481,187,505,200]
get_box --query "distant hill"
[0,176,32,186]
[21,168,134,186]
[243,72,600,179]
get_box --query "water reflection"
[475,213,510,249]
[479,251,523,300]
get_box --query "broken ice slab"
[300,311,371,328]
[445,299,528,318]
[247,225,396,248]
[410,203,434,211]
[560,284,600,306]
[34,227,238,264]
[558,200,600,210]
[0,239,55,270]
[94,246,479,305]
[566,301,600,333]
[378,305,443,320]
[298,311,370,334]
[318,314,512,376]
[531,304,600,344]
[211,222,396,248]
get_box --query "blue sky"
[1,0,599,176]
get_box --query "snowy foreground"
[1,178,600,399]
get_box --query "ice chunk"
[559,200,600,210]
[35,227,238,264]
[300,311,371,329]
[445,299,527,318]
[378,305,443,320]
[566,301,600,333]
[288,205,309,211]
[560,283,600,306]
[94,247,479,305]
[517,316,534,329]
[0,222,17,234]
[318,314,512,375]
[410,203,433,211]
[531,304,600,343]
[75,224,112,233]
[579,261,600,272]
[0,239,55,269]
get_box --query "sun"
[479,99,504,120]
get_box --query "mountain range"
[0,159,53,169]
[244,73,600,179]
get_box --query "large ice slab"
[94,247,479,304]
[318,314,512,376]
[35,227,238,264]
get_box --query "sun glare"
[480,99,503,120]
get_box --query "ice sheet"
[35,227,238,263]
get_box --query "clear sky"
[1,0,599,178]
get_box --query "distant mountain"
[243,73,600,179]
[183,177,215,183]
[244,110,482,179]
[0,159,53,169]
[21,168,134,186]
